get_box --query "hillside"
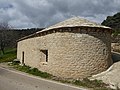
[0,28,43,49]
[101,12,120,33]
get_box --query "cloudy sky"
[0,0,120,29]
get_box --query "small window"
[41,50,48,62]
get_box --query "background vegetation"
[101,12,120,35]
[0,48,16,63]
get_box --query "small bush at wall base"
[12,61,20,65]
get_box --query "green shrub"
[12,61,20,65]
[27,67,52,78]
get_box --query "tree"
[0,22,11,54]
[101,12,120,34]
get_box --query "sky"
[0,0,120,29]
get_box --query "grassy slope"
[0,48,17,63]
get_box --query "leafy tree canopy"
[102,12,120,29]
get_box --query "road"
[0,66,87,90]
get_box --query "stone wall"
[17,27,112,79]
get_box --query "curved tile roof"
[37,17,111,33]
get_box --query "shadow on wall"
[112,52,120,63]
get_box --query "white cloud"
[0,0,120,28]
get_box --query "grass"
[9,62,52,79]
[0,48,17,63]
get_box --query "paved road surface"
[0,67,87,90]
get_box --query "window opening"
[41,50,48,62]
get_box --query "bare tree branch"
[0,22,11,54]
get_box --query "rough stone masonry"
[17,17,113,79]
